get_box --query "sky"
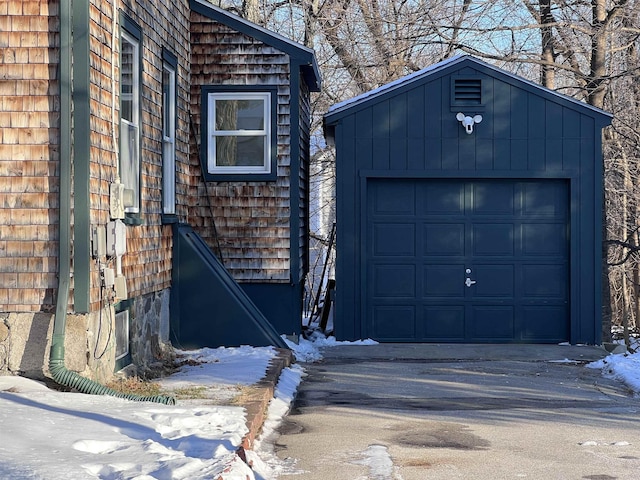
[0,335,639,480]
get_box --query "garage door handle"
[465,278,477,287]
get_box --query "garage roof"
[325,55,612,129]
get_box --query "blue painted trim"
[73,0,91,312]
[171,224,289,348]
[290,63,302,283]
[358,170,577,179]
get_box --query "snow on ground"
[1,334,639,480]
[587,350,640,394]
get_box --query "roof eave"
[190,0,321,91]
[324,55,612,125]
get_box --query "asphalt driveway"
[274,344,640,479]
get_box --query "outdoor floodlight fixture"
[456,112,483,134]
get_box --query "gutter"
[49,0,173,405]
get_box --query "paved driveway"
[274,344,640,479]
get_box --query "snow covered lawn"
[0,336,638,480]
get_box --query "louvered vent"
[454,78,482,105]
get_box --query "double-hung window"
[162,50,177,217]
[203,87,277,180]
[120,18,142,214]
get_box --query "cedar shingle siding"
[0,0,59,312]
[88,0,190,306]
[190,12,293,282]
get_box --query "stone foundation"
[128,288,175,377]
[0,288,174,382]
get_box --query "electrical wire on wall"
[94,258,116,360]
[189,114,224,262]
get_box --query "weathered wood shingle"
[190,12,293,282]
[0,0,59,312]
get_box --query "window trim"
[201,85,278,182]
[161,48,178,221]
[119,13,143,221]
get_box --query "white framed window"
[207,92,271,174]
[120,27,141,214]
[162,58,176,215]
[115,309,130,361]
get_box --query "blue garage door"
[366,179,569,343]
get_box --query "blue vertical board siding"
[528,93,545,138]
[475,138,493,170]
[494,138,511,170]
[390,94,407,138]
[335,118,358,340]
[425,139,442,170]
[372,101,390,137]
[408,137,425,170]
[562,138,581,171]
[373,137,391,170]
[493,80,511,138]
[407,87,425,138]
[442,139,459,170]
[324,56,612,344]
[458,136,476,170]
[510,87,528,139]
[546,101,563,138]
[356,108,373,137]
[563,108,581,138]
[425,79,442,138]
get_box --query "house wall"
[189,11,293,283]
[90,0,191,302]
[84,0,192,372]
[0,0,190,379]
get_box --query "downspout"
[49,0,173,405]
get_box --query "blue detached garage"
[323,55,612,344]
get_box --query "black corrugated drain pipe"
[50,0,174,406]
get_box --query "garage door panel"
[372,264,415,297]
[473,224,514,256]
[374,223,415,256]
[471,306,515,339]
[423,306,465,339]
[423,264,465,297]
[522,264,566,299]
[473,265,514,297]
[423,223,465,255]
[522,223,566,255]
[373,182,415,214]
[522,306,569,340]
[371,306,416,339]
[422,183,464,214]
[471,183,514,215]
[522,182,566,217]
